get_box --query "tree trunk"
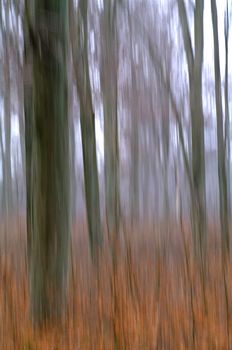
[128,11,139,224]
[224,2,230,219]
[100,0,120,237]
[211,0,229,255]
[177,0,206,261]
[18,71,26,182]
[23,0,33,262]
[69,0,103,260]
[3,4,13,215]
[0,119,5,214]
[161,89,170,219]
[189,71,206,261]
[13,0,26,184]
[25,0,70,326]
[130,63,140,224]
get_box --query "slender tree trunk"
[69,0,103,260]
[178,0,206,261]
[161,90,170,219]
[0,119,5,214]
[130,89,139,222]
[211,0,229,255]
[152,118,160,221]
[100,0,120,237]
[3,61,12,215]
[68,52,76,220]
[191,0,206,262]
[24,0,35,274]
[3,8,13,215]
[189,74,206,261]
[128,12,139,224]
[25,0,70,326]
[18,71,26,181]
[14,2,26,183]
[79,103,103,258]
[224,2,230,219]
[70,113,76,219]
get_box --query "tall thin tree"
[128,6,139,224]
[1,0,13,215]
[69,0,103,260]
[177,0,206,261]
[211,0,229,255]
[224,1,230,219]
[100,0,120,237]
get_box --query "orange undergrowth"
[0,217,231,349]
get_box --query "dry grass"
[0,217,231,349]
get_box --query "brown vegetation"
[0,218,231,349]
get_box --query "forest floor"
[0,217,231,349]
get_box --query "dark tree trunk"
[224,2,230,219]
[100,0,120,237]
[24,0,70,326]
[70,0,103,260]
[177,0,206,262]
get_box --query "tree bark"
[177,0,206,261]
[100,0,120,236]
[0,119,5,213]
[25,0,70,326]
[211,0,229,255]
[128,10,139,224]
[23,0,33,262]
[69,0,103,260]
[224,2,230,219]
[2,2,13,215]
[130,63,139,223]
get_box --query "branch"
[148,35,194,196]
[177,0,194,73]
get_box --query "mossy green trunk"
[25,0,70,325]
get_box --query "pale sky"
[204,0,231,76]
[7,0,232,174]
